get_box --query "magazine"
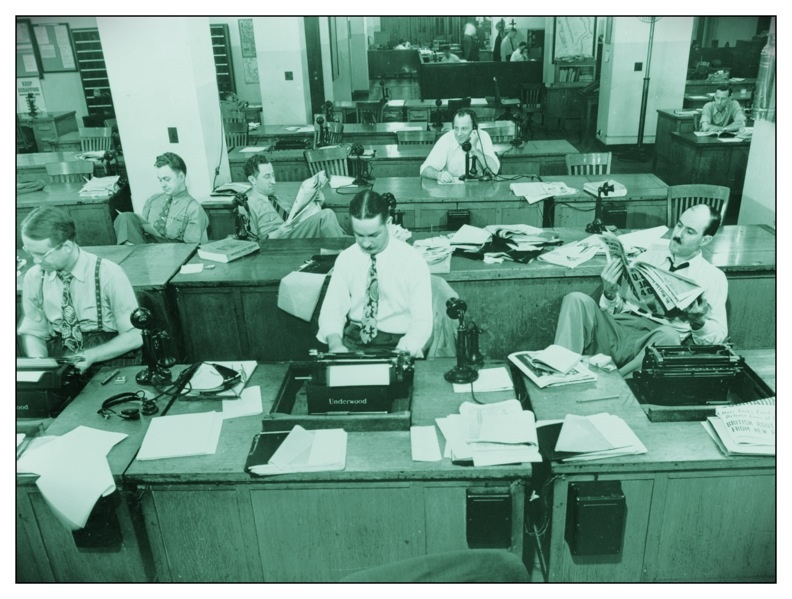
[600,231,703,314]
[508,349,597,389]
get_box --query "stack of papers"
[510,182,577,204]
[553,413,647,462]
[583,180,627,198]
[79,175,120,198]
[136,411,224,461]
[702,397,775,456]
[329,175,356,189]
[412,236,454,273]
[452,366,514,393]
[246,425,347,475]
[435,399,542,466]
[616,226,668,255]
[17,426,128,530]
[509,347,597,389]
[449,224,491,250]
[537,235,604,268]
[185,361,257,398]
[484,224,549,251]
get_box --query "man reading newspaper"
[553,204,728,376]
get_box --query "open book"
[287,170,327,225]
[508,349,597,389]
[601,231,703,315]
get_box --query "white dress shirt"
[317,236,433,353]
[419,129,500,179]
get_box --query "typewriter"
[304,349,415,414]
[16,358,88,418]
[629,345,774,421]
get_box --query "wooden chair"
[396,130,437,145]
[382,104,404,122]
[314,110,345,125]
[479,122,516,143]
[520,83,545,136]
[313,121,344,148]
[565,152,612,175]
[45,160,95,183]
[356,100,384,125]
[666,184,730,228]
[407,107,431,122]
[304,146,349,177]
[79,127,113,152]
[224,120,248,149]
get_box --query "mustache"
[672,237,682,243]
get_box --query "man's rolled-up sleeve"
[18,269,52,340]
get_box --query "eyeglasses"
[23,241,65,261]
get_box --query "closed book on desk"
[197,238,259,263]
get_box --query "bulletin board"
[31,23,78,73]
[16,20,42,77]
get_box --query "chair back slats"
[224,120,248,149]
[396,130,437,145]
[520,83,544,112]
[79,127,113,152]
[304,147,349,177]
[45,160,95,183]
[356,101,384,125]
[565,152,612,176]
[479,122,515,143]
[314,122,344,148]
[666,184,730,227]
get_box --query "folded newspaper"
[287,171,328,225]
[601,231,703,314]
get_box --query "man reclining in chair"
[553,204,728,376]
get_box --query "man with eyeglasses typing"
[18,206,142,374]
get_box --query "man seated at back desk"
[553,204,728,376]
[114,152,209,245]
[419,108,500,184]
[240,154,347,239]
[699,85,747,134]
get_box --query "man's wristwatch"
[603,290,617,301]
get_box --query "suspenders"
[93,257,104,332]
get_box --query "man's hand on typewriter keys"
[327,334,350,354]
[601,260,623,301]
[684,296,710,330]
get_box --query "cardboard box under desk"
[262,362,412,432]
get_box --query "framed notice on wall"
[553,16,596,62]
[32,23,77,72]
[238,18,256,57]
[17,20,42,77]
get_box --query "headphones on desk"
[98,390,158,420]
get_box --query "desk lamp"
[444,298,480,384]
[131,307,174,386]
[585,181,615,234]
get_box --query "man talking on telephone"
[420,108,500,183]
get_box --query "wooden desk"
[523,357,775,582]
[656,131,750,223]
[170,226,774,363]
[653,109,699,173]
[19,360,530,582]
[16,181,132,246]
[228,140,576,183]
[17,151,86,183]
[17,111,78,152]
[540,174,669,229]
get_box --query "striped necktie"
[153,196,173,237]
[269,195,289,222]
[359,256,379,344]
[57,271,83,353]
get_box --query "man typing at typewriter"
[240,154,346,239]
[18,207,142,374]
[554,204,728,376]
[317,190,433,358]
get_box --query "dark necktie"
[269,195,289,222]
[153,196,173,237]
[359,256,379,344]
[668,257,690,272]
[57,271,83,353]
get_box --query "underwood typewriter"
[17,358,88,418]
[304,349,415,414]
[630,345,773,416]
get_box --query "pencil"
[576,395,620,403]
[101,369,120,385]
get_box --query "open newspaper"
[601,231,703,315]
[287,170,328,225]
